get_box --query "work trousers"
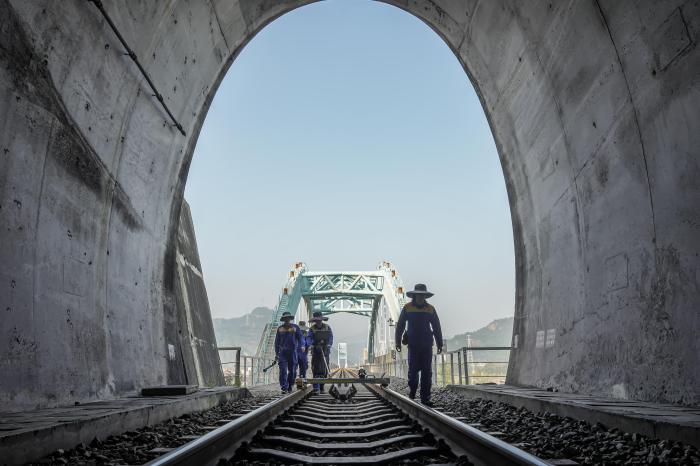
[297,350,308,378]
[278,350,297,391]
[407,345,433,402]
[311,346,330,392]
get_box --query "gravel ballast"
[25,382,700,465]
[26,387,280,466]
[390,378,700,465]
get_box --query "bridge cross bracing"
[302,271,386,317]
[255,262,408,364]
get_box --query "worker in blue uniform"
[308,311,333,394]
[297,320,311,378]
[274,311,304,394]
[395,284,443,406]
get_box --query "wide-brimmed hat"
[280,311,294,321]
[406,283,434,298]
[310,311,328,322]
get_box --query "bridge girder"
[257,262,408,363]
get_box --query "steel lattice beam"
[257,262,408,363]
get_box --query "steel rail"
[144,386,312,466]
[86,0,186,136]
[146,381,551,466]
[366,384,551,466]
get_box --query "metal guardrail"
[218,347,278,387]
[366,346,511,386]
[220,345,510,387]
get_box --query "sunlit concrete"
[0,0,698,409]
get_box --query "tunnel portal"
[0,0,698,410]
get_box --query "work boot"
[421,400,434,407]
[281,389,288,395]
[408,392,416,400]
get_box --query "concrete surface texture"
[0,386,247,465]
[0,0,698,410]
[447,384,700,448]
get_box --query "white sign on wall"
[535,330,545,348]
[546,328,556,348]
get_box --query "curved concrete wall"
[0,0,697,409]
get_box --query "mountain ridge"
[213,308,513,363]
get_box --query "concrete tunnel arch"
[0,0,698,410]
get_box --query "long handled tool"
[321,346,331,376]
[262,360,277,373]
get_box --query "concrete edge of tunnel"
[444,385,700,449]
[0,386,250,466]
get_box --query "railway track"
[146,370,549,465]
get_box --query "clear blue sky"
[185,0,514,338]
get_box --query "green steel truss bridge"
[255,262,409,364]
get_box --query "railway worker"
[297,320,311,378]
[394,284,443,406]
[274,311,304,394]
[308,311,333,394]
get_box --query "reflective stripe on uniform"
[404,303,435,314]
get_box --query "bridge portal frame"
[257,262,408,364]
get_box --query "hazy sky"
[185,0,515,338]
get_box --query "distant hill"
[213,307,273,356]
[446,316,514,348]
[213,309,514,364]
[445,316,513,362]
